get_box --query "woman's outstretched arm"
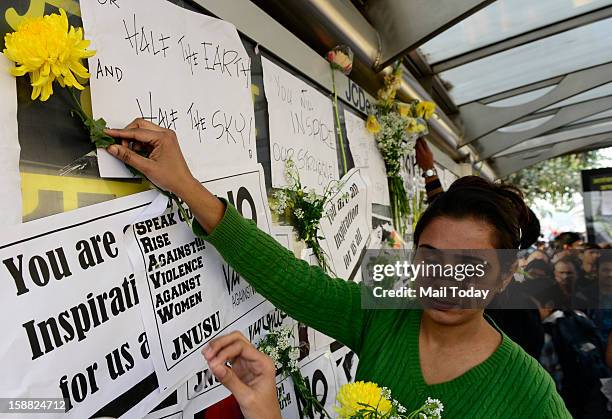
[105,119,366,352]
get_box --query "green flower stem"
[331,68,348,173]
[388,175,410,236]
[68,88,192,228]
[291,370,331,418]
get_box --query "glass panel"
[440,17,612,105]
[488,86,557,107]
[419,0,612,64]
[539,81,612,111]
[494,120,612,156]
[497,115,555,133]
[569,108,612,124]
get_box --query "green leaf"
[85,116,116,148]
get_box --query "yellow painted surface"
[21,172,149,217]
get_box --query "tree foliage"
[504,150,604,209]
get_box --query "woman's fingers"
[204,332,257,362]
[107,144,153,175]
[125,118,168,132]
[209,362,252,404]
[104,127,161,144]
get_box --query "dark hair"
[414,176,539,250]
[526,259,552,276]
[553,232,582,249]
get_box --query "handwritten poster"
[261,56,339,195]
[0,189,165,418]
[0,53,21,225]
[344,110,390,206]
[126,166,275,390]
[319,169,371,280]
[81,0,256,178]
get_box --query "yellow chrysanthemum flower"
[398,103,411,118]
[335,381,392,418]
[406,117,428,134]
[415,101,436,119]
[366,114,381,134]
[3,8,95,101]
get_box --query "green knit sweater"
[196,204,571,418]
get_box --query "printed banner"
[344,109,390,206]
[81,0,257,177]
[0,189,164,418]
[319,169,371,280]
[261,56,339,195]
[126,166,275,391]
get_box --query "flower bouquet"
[3,8,189,223]
[272,160,339,272]
[366,64,436,235]
[336,381,443,419]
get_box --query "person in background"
[553,232,584,251]
[553,256,590,309]
[526,248,551,266]
[593,252,612,369]
[202,332,281,419]
[415,138,443,202]
[582,243,601,279]
[106,120,571,418]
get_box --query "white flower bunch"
[420,397,444,419]
[272,190,289,213]
[257,327,300,376]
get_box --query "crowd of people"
[488,234,612,418]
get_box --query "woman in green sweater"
[106,120,571,418]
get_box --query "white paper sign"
[0,189,170,418]
[81,0,257,178]
[319,169,371,280]
[296,350,338,417]
[344,110,390,206]
[261,56,339,194]
[331,346,359,388]
[126,166,275,390]
[0,53,22,226]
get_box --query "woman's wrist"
[176,177,226,233]
[174,175,202,199]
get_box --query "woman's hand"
[105,118,198,196]
[105,119,225,233]
[203,332,281,419]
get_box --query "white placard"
[331,346,359,388]
[273,225,295,251]
[261,56,339,195]
[0,53,21,225]
[81,0,257,178]
[0,189,168,418]
[296,350,338,417]
[344,110,390,206]
[243,307,297,347]
[319,169,371,280]
[126,166,275,391]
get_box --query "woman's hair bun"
[416,176,540,249]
